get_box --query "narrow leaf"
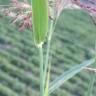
[32,0,48,46]
[49,58,96,94]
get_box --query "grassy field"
[0,1,96,96]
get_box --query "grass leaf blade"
[32,0,48,46]
[49,58,96,94]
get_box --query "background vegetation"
[0,0,96,96]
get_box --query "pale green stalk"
[44,63,51,96]
[44,20,54,86]
[39,45,44,96]
[44,14,61,88]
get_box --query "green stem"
[43,9,63,92]
[39,45,44,96]
[44,20,54,86]
[44,16,59,86]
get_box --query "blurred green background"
[0,0,96,96]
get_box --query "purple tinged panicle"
[1,0,96,30]
[72,0,96,24]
